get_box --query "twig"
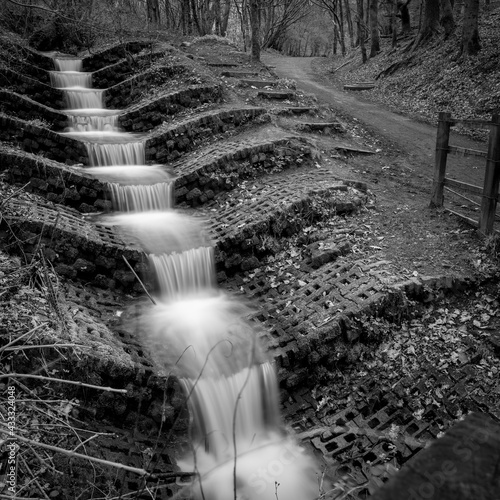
[0,323,48,353]
[3,432,150,476]
[2,343,88,352]
[19,454,51,500]
[122,255,156,304]
[0,374,128,394]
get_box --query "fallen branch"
[122,255,156,305]
[0,323,48,353]
[0,374,128,394]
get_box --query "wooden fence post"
[479,114,500,235]
[430,112,452,208]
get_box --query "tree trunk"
[461,0,480,55]
[357,0,367,63]
[220,0,231,36]
[338,0,346,55]
[415,0,440,46]
[250,0,260,61]
[146,0,160,26]
[397,0,412,34]
[392,0,398,46]
[440,0,455,37]
[369,0,380,57]
[344,0,355,47]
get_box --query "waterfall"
[149,248,215,299]
[50,53,319,500]
[87,142,145,166]
[49,71,92,88]
[54,58,82,71]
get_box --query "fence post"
[430,112,452,208]
[479,114,500,235]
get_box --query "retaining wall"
[0,115,88,164]
[0,90,68,130]
[2,68,65,109]
[0,150,109,213]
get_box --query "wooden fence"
[430,112,500,235]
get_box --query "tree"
[439,0,455,37]
[357,0,367,63]
[413,0,439,48]
[250,0,261,61]
[369,0,379,57]
[397,0,412,35]
[461,0,480,55]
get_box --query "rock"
[308,239,351,268]
[370,412,500,500]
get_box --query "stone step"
[343,83,376,91]
[207,62,239,67]
[221,70,260,78]
[239,79,278,88]
[276,107,318,115]
[169,128,313,206]
[297,121,346,133]
[258,90,296,100]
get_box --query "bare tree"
[250,0,261,60]
[439,0,455,37]
[369,0,379,56]
[357,0,367,62]
[461,0,480,55]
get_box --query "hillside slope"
[313,5,500,139]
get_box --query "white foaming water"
[144,292,264,377]
[87,141,145,166]
[181,434,319,500]
[183,363,281,457]
[66,113,118,132]
[149,247,215,298]
[54,58,82,71]
[99,211,212,254]
[109,182,174,211]
[84,165,172,185]
[50,71,92,88]
[64,88,104,109]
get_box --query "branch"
[0,374,128,394]
[4,0,59,14]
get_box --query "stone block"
[308,239,351,269]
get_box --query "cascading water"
[51,55,319,499]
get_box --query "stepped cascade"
[51,56,318,499]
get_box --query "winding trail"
[262,55,488,187]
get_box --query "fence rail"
[430,112,500,235]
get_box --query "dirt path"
[263,54,488,189]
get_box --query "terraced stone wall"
[82,41,157,72]
[91,51,168,88]
[0,91,67,130]
[2,68,65,108]
[1,202,148,292]
[0,151,109,212]
[144,108,268,159]
[0,116,87,164]
[104,65,202,109]
[174,141,312,207]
